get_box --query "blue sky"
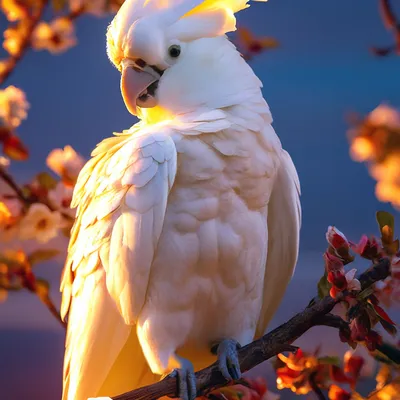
[1,1,400,399]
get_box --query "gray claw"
[213,338,241,381]
[168,357,197,400]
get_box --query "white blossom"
[19,203,62,243]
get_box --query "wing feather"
[60,130,177,400]
[255,150,301,338]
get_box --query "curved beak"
[120,66,159,116]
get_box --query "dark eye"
[168,45,181,58]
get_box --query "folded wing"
[60,131,177,400]
[255,150,301,338]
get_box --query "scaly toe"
[170,357,197,400]
[215,338,242,381]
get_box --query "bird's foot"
[211,338,242,381]
[166,356,197,400]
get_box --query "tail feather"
[62,269,156,400]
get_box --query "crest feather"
[106,0,267,69]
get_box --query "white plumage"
[60,1,301,399]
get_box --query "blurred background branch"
[370,0,400,56]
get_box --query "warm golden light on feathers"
[106,0,267,70]
[61,1,303,399]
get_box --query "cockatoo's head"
[107,0,266,119]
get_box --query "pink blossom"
[345,269,361,292]
[46,145,84,186]
[368,104,400,130]
[48,182,75,218]
[350,317,369,342]
[351,235,380,260]
[0,85,29,129]
[326,226,349,250]
[324,251,344,272]
[391,254,400,278]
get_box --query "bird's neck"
[137,106,177,125]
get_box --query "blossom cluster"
[0,85,29,161]
[199,378,279,400]
[0,142,84,305]
[322,214,399,353]
[348,104,400,209]
[0,248,60,307]
[0,84,85,306]
[0,144,84,245]
[274,345,400,399]
[0,0,125,60]
[274,347,363,399]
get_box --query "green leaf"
[357,286,375,301]
[36,172,58,190]
[317,356,340,366]
[317,270,331,299]
[376,211,398,254]
[391,238,400,254]
[347,303,362,321]
[379,318,397,337]
[375,342,400,365]
[28,249,60,265]
[376,211,395,234]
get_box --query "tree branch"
[0,3,85,86]
[0,166,74,221]
[0,166,31,205]
[0,0,49,86]
[109,258,391,400]
[315,313,351,340]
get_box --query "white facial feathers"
[106,0,267,70]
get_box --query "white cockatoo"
[60,1,301,399]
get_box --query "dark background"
[0,1,400,399]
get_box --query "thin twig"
[110,258,391,400]
[38,293,67,329]
[380,0,397,30]
[0,166,74,220]
[372,0,400,56]
[315,313,351,341]
[0,167,30,205]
